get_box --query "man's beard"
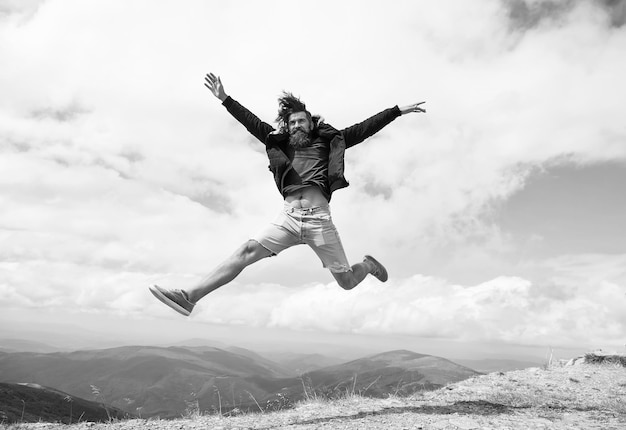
[289,128,311,149]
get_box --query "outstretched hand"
[204,73,228,102]
[399,101,426,115]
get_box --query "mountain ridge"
[0,346,478,419]
[0,382,130,424]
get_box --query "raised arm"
[204,73,275,144]
[342,101,426,148]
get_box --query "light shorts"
[251,203,351,273]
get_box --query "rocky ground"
[4,356,626,430]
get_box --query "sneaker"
[364,255,388,282]
[149,284,195,316]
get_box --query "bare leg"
[185,240,272,303]
[332,261,375,291]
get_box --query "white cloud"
[184,266,625,349]
[5,257,621,350]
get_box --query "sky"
[1,0,625,361]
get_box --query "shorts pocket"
[271,210,288,226]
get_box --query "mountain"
[0,325,127,352]
[294,350,481,398]
[195,349,481,413]
[259,351,346,374]
[224,346,297,375]
[0,345,293,419]
[453,358,543,373]
[0,382,130,423]
[0,339,64,354]
[169,338,230,349]
[0,347,479,420]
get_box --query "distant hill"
[169,338,230,349]
[224,346,297,375]
[295,350,481,398]
[0,347,479,420]
[259,351,346,374]
[0,345,293,418]
[453,358,542,373]
[0,382,130,423]
[0,339,63,354]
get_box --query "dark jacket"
[222,96,401,201]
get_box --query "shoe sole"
[149,285,192,316]
[365,255,388,282]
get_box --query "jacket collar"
[267,122,340,146]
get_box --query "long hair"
[276,91,320,133]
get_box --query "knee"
[234,240,268,263]
[234,240,256,258]
[338,281,356,291]
[335,272,357,290]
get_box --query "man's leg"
[150,240,272,315]
[303,207,389,291]
[186,239,272,303]
[332,255,388,290]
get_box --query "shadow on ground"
[258,400,516,429]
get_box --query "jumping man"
[149,73,426,316]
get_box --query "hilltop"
[0,383,129,424]
[5,352,625,429]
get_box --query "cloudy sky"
[1,0,625,360]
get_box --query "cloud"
[503,0,577,31]
[604,0,626,27]
[30,102,90,122]
[326,0,626,281]
[0,0,44,20]
[3,255,622,349]
[184,264,625,348]
[503,0,626,31]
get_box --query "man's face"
[287,111,312,149]
[287,112,312,134]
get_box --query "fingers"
[204,73,219,87]
[203,73,226,100]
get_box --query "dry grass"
[584,351,626,367]
[418,360,626,419]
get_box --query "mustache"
[289,127,308,135]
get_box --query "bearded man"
[149,73,426,316]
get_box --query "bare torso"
[285,185,329,209]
